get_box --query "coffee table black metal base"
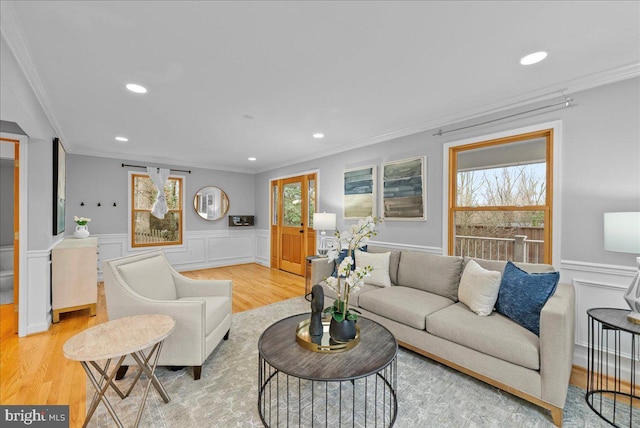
[258,313,398,427]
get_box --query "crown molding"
[0,2,67,145]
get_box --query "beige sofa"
[310,245,575,427]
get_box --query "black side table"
[586,308,640,427]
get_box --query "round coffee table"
[258,313,398,427]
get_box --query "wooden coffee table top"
[258,313,397,381]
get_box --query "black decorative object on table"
[309,284,324,340]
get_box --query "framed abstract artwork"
[344,165,377,219]
[52,137,66,235]
[382,156,426,221]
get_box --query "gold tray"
[295,317,360,353]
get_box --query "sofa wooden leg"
[224,329,230,340]
[193,366,202,380]
[550,406,563,427]
[115,365,129,380]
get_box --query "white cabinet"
[52,237,98,323]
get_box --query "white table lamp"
[313,212,336,256]
[604,212,640,323]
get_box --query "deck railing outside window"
[455,235,544,264]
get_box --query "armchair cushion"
[116,254,177,300]
[179,296,230,335]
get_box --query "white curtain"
[146,167,170,219]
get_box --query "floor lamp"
[604,212,640,323]
[313,212,336,256]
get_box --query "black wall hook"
[97,202,101,207]
[80,202,84,206]
[113,202,117,207]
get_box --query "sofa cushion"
[426,302,540,370]
[367,246,401,285]
[320,282,379,307]
[358,286,454,330]
[355,249,391,287]
[495,261,560,336]
[458,260,502,316]
[117,255,177,300]
[179,296,230,335]
[397,252,463,301]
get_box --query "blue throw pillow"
[331,246,367,277]
[495,261,559,336]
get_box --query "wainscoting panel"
[255,229,270,267]
[561,260,635,370]
[94,230,257,279]
[25,249,53,335]
[208,233,255,266]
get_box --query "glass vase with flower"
[323,216,382,342]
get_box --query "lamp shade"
[313,212,336,231]
[604,212,640,254]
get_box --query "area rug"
[87,297,613,427]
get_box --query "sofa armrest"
[539,282,576,407]
[172,273,233,299]
[310,257,335,286]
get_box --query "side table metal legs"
[81,340,170,428]
[586,315,640,427]
[258,354,397,427]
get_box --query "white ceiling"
[1,1,639,173]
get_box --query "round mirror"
[194,186,229,221]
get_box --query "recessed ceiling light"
[126,83,147,94]
[313,133,324,139]
[248,157,257,161]
[115,136,128,142]
[520,51,548,66]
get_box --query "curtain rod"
[433,97,574,137]
[121,163,192,174]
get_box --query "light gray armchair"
[102,250,232,380]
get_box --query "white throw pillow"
[355,250,392,287]
[458,260,502,316]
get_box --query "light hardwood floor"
[1,262,592,427]
[0,263,305,428]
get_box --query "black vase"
[329,317,357,343]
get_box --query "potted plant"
[323,216,382,342]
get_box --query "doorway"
[270,173,317,276]
[0,138,19,335]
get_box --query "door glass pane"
[454,210,545,263]
[308,179,316,228]
[272,184,278,225]
[283,182,302,226]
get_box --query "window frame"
[442,121,562,266]
[128,172,186,250]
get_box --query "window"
[448,129,553,264]
[131,173,183,248]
